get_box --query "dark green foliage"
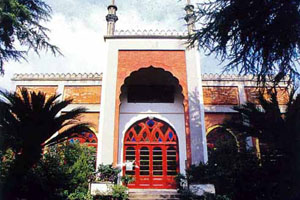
[59,143,96,200]
[189,0,300,83]
[0,89,94,199]
[94,164,121,184]
[221,88,300,199]
[184,139,287,200]
[0,149,14,182]
[111,185,128,200]
[0,0,61,74]
[185,88,300,200]
[1,143,96,200]
[189,140,270,200]
[120,175,135,186]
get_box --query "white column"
[96,41,118,167]
[186,47,208,165]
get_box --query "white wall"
[97,37,207,167]
[118,94,187,174]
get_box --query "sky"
[0,0,221,91]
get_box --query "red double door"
[123,118,179,189]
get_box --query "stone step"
[128,189,180,200]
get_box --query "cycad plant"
[0,88,94,199]
[224,88,300,200]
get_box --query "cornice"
[201,73,255,81]
[12,73,287,84]
[105,29,188,39]
[201,73,289,84]
[12,73,103,81]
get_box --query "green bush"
[111,184,128,200]
[120,175,134,186]
[0,143,96,200]
[186,139,281,200]
[0,149,15,183]
[94,164,121,183]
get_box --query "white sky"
[0,0,221,91]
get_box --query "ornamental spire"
[106,0,118,36]
[184,0,195,35]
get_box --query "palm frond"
[48,98,73,118]
[54,107,88,126]
[43,93,61,111]
[44,123,94,146]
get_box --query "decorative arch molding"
[118,60,187,95]
[121,115,178,143]
[119,66,184,104]
[122,117,179,189]
[124,117,178,144]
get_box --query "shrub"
[94,164,121,184]
[0,143,96,200]
[111,185,128,200]
[121,175,134,186]
[186,139,282,200]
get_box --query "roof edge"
[12,73,103,81]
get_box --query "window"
[127,85,175,103]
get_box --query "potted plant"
[90,164,121,196]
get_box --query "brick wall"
[203,86,239,105]
[244,87,289,105]
[78,112,100,133]
[60,112,100,133]
[63,86,101,104]
[16,86,58,99]
[204,113,235,133]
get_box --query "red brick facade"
[16,82,289,153]
[78,112,100,132]
[245,87,289,105]
[17,86,57,99]
[203,86,239,105]
[204,113,234,133]
[64,86,101,104]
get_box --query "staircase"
[128,189,180,200]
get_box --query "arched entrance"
[123,117,179,189]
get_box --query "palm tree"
[224,88,300,200]
[0,88,94,199]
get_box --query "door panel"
[152,147,163,176]
[167,146,177,176]
[123,118,179,189]
[125,146,136,176]
[139,147,150,176]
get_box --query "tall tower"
[106,0,118,35]
[184,0,196,35]
[97,0,207,189]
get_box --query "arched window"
[68,132,98,148]
[207,126,238,149]
[123,117,179,189]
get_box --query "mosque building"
[11,1,288,190]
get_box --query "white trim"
[204,106,237,113]
[196,49,208,163]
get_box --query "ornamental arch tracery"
[123,117,179,189]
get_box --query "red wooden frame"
[123,118,179,189]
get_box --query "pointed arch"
[123,117,179,189]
